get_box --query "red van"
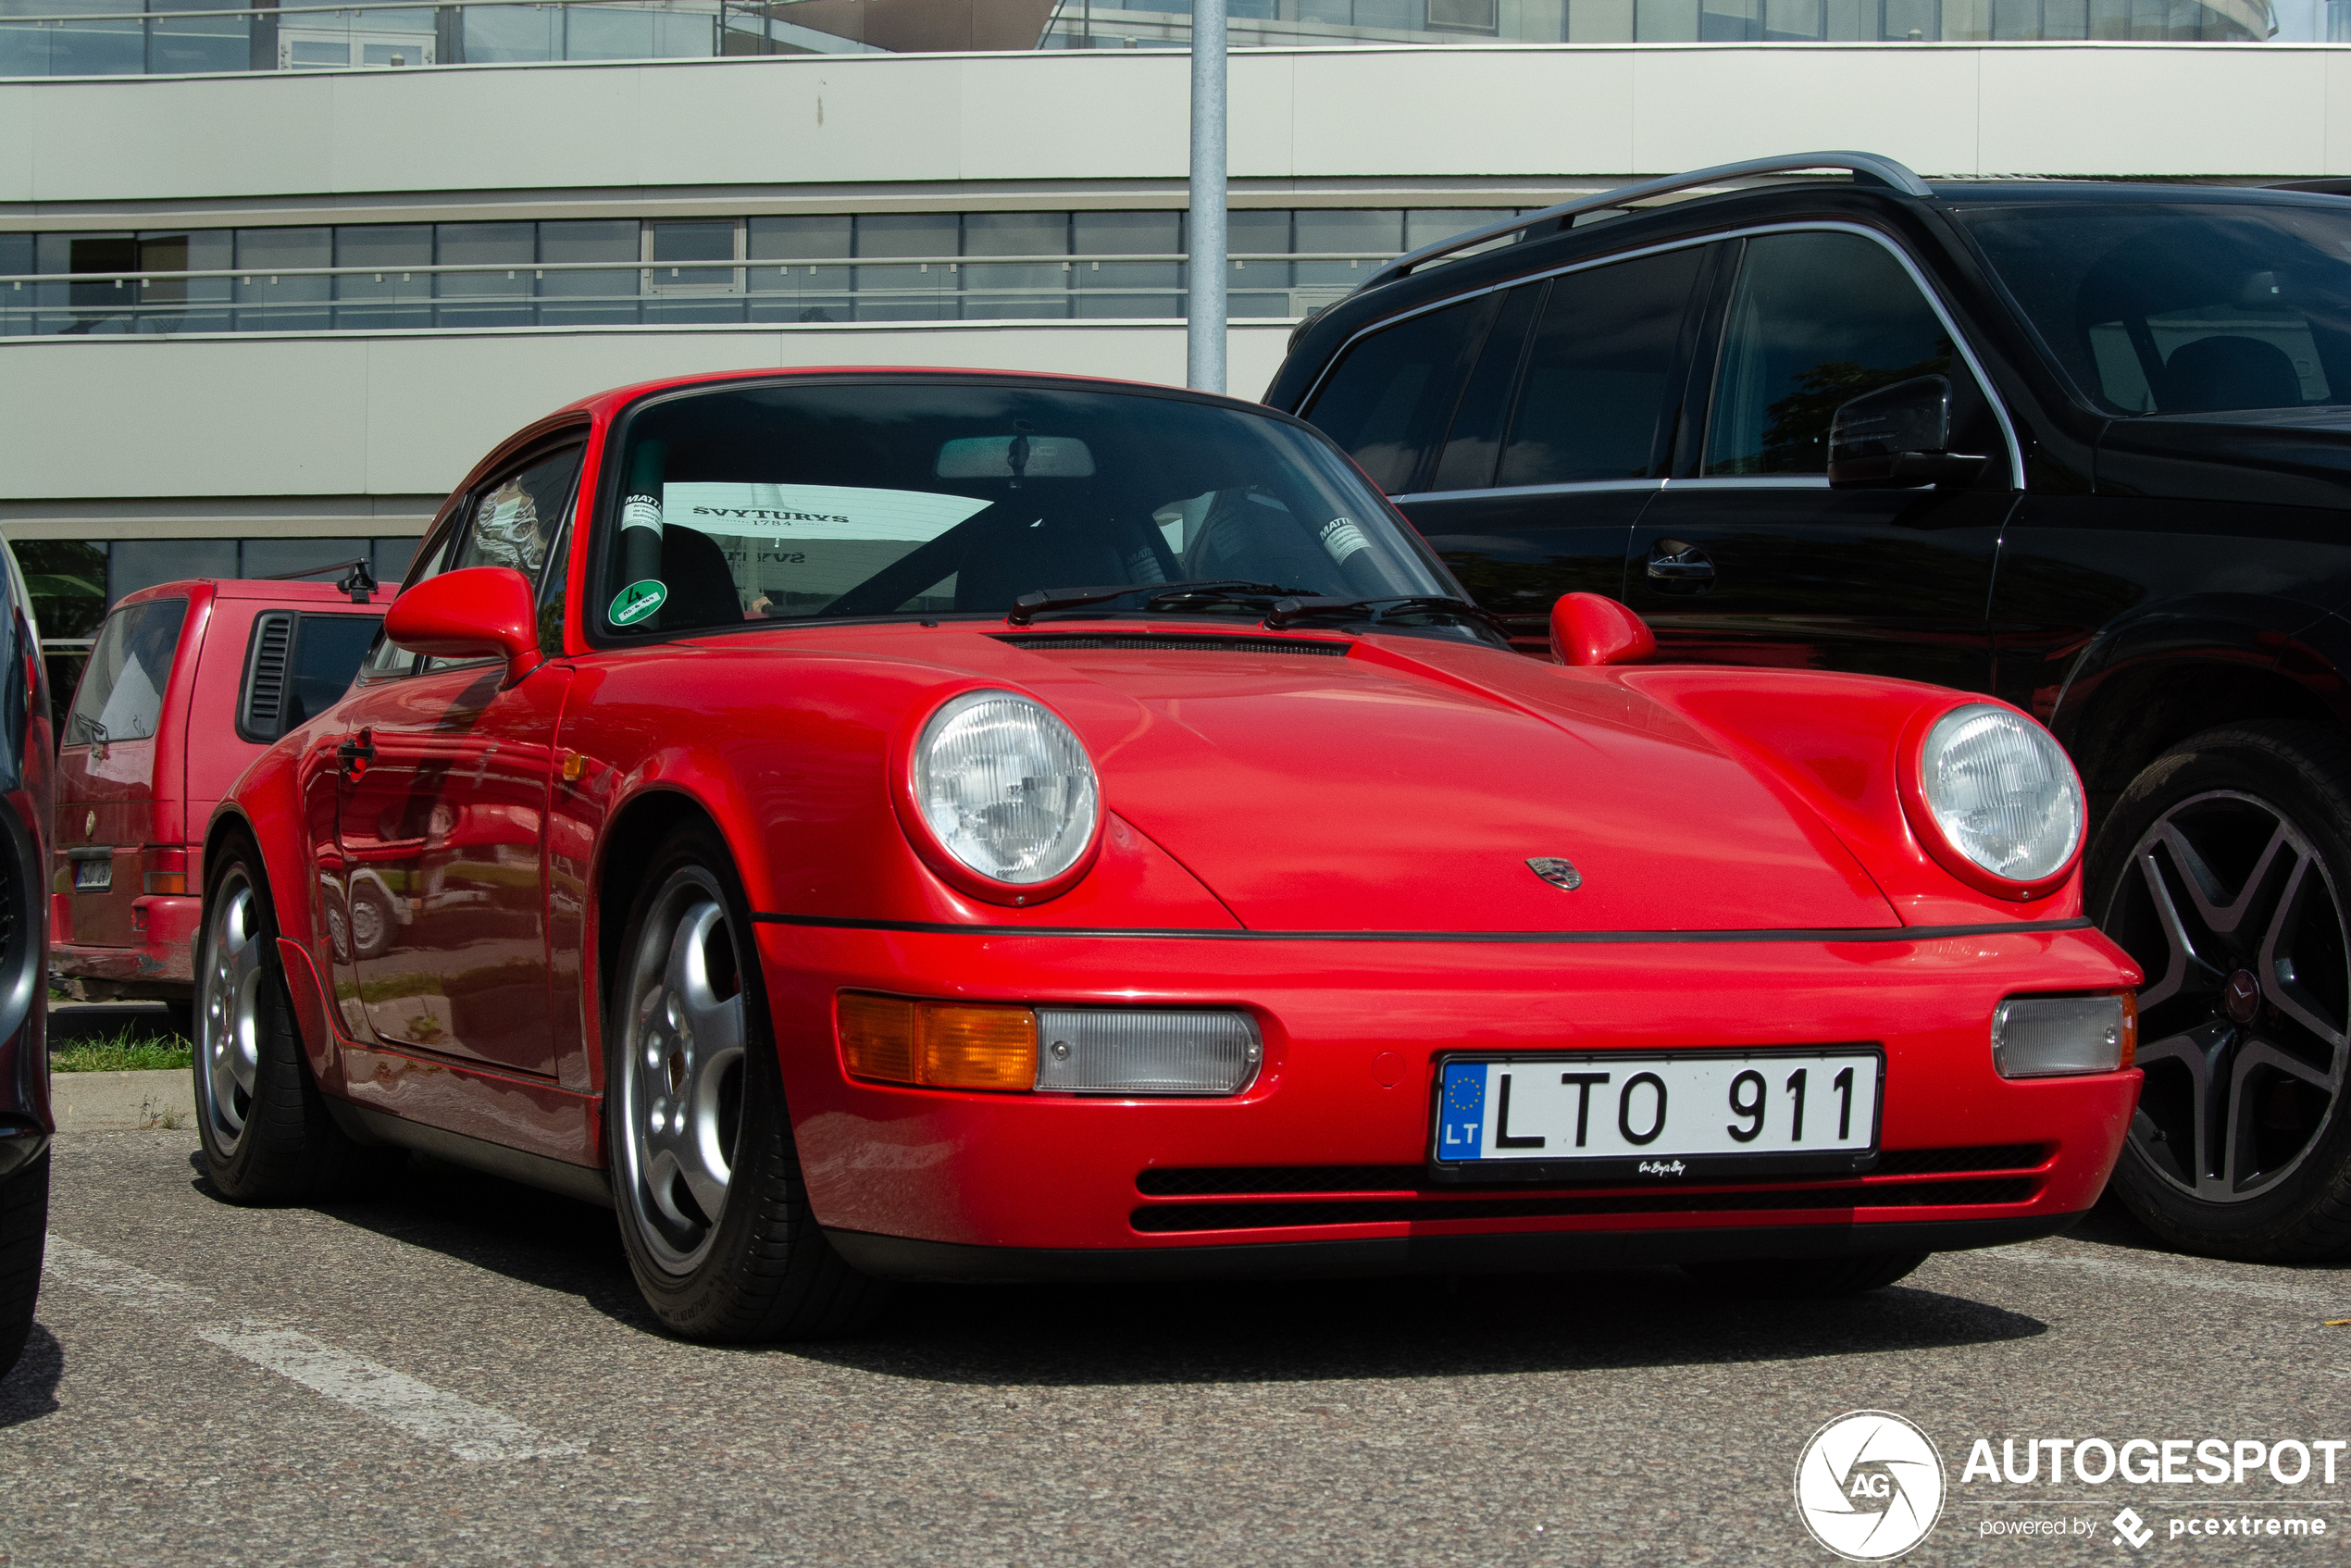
[53,572,388,1025]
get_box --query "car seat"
[2159,335,2304,413]
[659,526,746,628]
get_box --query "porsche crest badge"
[1526,856,1582,890]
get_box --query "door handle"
[1645,539,1716,592]
[336,729,375,781]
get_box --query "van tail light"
[142,845,188,897]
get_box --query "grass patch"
[51,1027,193,1073]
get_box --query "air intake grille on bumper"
[1129,1177,2039,1233]
[1134,1145,2052,1198]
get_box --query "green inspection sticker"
[609,579,667,626]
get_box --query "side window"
[1300,296,1494,494]
[240,612,382,741]
[451,445,583,578]
[1491,246,1707,490]
[64,598,187,746]
[1704,232,1979,477]
[1426,283,1543,493]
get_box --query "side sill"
[821,1211,2084,1284]
[327,1099,614,1209]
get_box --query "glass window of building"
[854,213,961,322]
[435,221,533,326]
[109,539,237,599]
[334,225,433,330]
[1228,209,1293,317]
[963,212,1071,320]
[14,541,109,641]
[240,538,374,581]
[750,216,854,323]
[234,227,331,330]
[1075,210,1182,318]
[541,219,643,325]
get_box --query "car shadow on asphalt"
[0,1324,65,1427]
[267,1153,2052,1386]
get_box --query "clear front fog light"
[1033,1008,1263,1096]
[1992,993,2137,1078]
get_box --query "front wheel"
[2092,722,2351,1262]
[605,824,881,1341]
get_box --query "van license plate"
[73,858,110,891]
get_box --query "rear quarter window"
[238,611,384,742]
[1300,297,1492,493]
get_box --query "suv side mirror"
[383,566,541,683]
[1827,375,1987,490]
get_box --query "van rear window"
[65,599,187,746]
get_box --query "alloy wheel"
[616,875,748,1275]
[2104,790,2351,1202]
[199,869,267,1147]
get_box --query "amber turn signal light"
[839,992,1038,1091]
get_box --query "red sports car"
[198,368,2140,1340]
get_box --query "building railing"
[0,251,1423,330]
[0,0,2279,79]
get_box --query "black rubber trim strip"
[753,914,2095,944]
[822,1211,2086,1282]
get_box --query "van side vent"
[239,612,296,742]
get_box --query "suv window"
[1493,246,1708,489]
[1300,296,1493,493]
[1704,232,1958,477]
[65,598,187,746]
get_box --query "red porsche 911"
[196,367,2139,1340]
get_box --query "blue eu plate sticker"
[1437,1062,1486,1160]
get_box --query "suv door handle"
[1645,540,1716,591]
[336,729,375,780]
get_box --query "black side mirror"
[1827,375,1987,490]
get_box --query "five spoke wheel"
[198,868,267,1147]
[616,875,748,1276]
[2106,789,2350,1206]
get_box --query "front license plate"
[1429,1049,1884,1183]
[72,857,110,891]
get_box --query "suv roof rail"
[1356,150,1932,293]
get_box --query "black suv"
[1269,152,2351,1264]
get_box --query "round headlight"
[1918,703,2083,884]
[912,691,1100,887]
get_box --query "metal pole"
[1186,0,1226,394]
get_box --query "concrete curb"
[50,1069,195,1131]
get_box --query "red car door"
[329,441,582,1077]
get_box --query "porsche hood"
[988,634,1901,935]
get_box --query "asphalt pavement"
[5,1126,2349,1567]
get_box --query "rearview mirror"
[1549,592,1655,667]
[383,566,541,683]
[935,435,1095,479]
[1827,376,1986,490]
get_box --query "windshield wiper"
[1007,580,1301,626]
[1262,593,1501,631]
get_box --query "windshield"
[598,381,1464,636]
[1961,201,2351,417]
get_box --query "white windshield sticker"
[663,483,989,542]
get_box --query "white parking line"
[44,1236,578,1463]
[1971,1242,2348,1312]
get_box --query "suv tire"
[2090,721,2351,1261]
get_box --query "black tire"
[0,1149,47,1379]
[2091,721,2351,1262]
[1681,1251,1927,1298]
[604,823,883,1341]
[193,837,372,1203]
